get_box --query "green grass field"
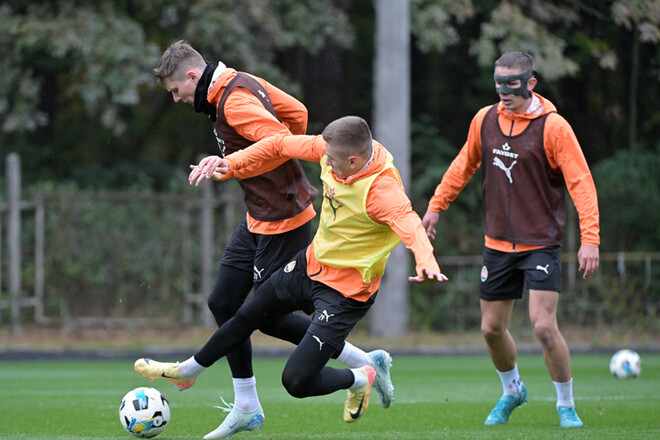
[1,353,658,439]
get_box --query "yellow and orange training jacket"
[225,134,440,302]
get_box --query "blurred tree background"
[2,0,658,253]
[0,0,660,253]
[1,0,659,332]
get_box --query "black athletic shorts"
[480,246,562,301]
[220,218,312,288]
[267,249,376,352]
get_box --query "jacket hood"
[497,92,557,122]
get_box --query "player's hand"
[422,210,440,240]
[189,156,229,186]
[408,268,448,284]
[577,244,599,279]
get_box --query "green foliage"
[16,182,232,323]
[1,2,160,135]
[470,1,580,80]
[410,116,484,256]
[592,144,660,251]
[410,0,476,53]
[612,0,660,43]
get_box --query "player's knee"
[281,368,310,399]
[481,322,505,341]
[207,292,241,323]
[533,321,556,347]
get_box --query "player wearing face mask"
[422,51,599,428]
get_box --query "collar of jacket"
[193,61,217,121]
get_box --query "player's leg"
[480,248,527,425]
[281,331,354,398]
[253,223,394,407]
[200,278,298,439]
[523,246,582,427]
[250,221,312,346]
[279,284,377,422]
[528,290,571,382]
[204,220,263,428]
[207,264,255,375]
[529,289,582,427]
[481,299,528,425]
[134,275,292,383]
[481,298,517,372]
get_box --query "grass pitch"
[0,353,658,439]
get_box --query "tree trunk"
[370,0,410,338]
[628,23,639,150]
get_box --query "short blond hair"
[153,40,206,85]
[322,116,373,157]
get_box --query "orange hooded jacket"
[428,92,599,252]
[207,68,315,234]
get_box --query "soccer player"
[148,41,394,438]
[136,116,448,434]
[422,51,599,428]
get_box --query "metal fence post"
[7,153,22,333]
[200,179,215,326]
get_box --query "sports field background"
[1,353,658,439]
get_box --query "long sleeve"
[225,134,326,177]
[224,87,295,142]
[544,114,600,246]
[263,79,308,135]
[367,170,440,275]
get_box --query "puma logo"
[493,157,517,184]
[312,335,325,351]
[536,264,550,274]
[253,266,265,280]
[318,309,335,322]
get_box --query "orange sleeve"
[260,78,308,135]
[218,84,311,180]
[427,106,489,212]
[544,114,600,246]
[224,87,294,142]
[225,134,325,175]
[367,169,441,276]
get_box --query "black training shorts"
[480,246,562,301]
[220,218,312,288]
[267,249,376,352]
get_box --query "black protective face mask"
[494,69,535,98]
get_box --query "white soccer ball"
[609,349,642,379]
[119,387,171,438]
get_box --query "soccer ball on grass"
[609,349,641,379]
[119,387,171,438]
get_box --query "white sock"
[554,378,575,408]
[497,364,523,396]
[337,341,369,368]
[232,377,261,412]
[349,368,368,391]
[179,356,206,377]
